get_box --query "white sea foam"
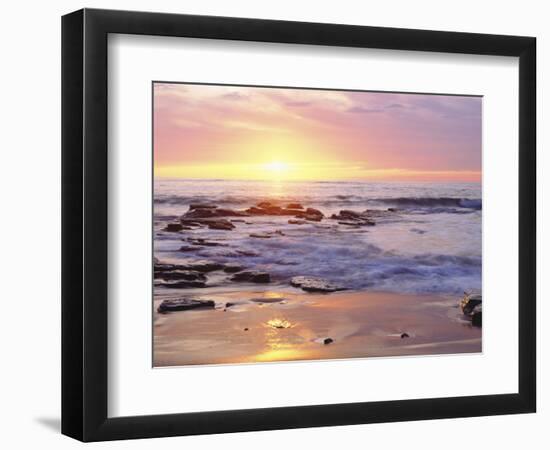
[154,180,482,295]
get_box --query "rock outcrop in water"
[249,232,272,239]
[176,201,330,227]
[290,276,345,292]
[155,258,224,274]
[460,292,482,327]
[223,263,245,273]
[183,206,248,219]
[295,207,324,222]
[286,203,304,210]
[180,216,237,231]
[181,261,225,272]
[189,204,217,211]
[240,201,323,220]
[161,280,207,288]
[245,202,305,217]
[157,298,215,313]
[185,237,228,247]
[330,210,376,226]
[154,270,206,281]
[230,271,271,283]
[154,199,424,297]
[163,223,184,232]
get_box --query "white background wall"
[0,0,546,448]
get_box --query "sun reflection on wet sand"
[255,347,308,362]
[263,291,286,299]
[256,318,309,362]
[266,318,293,329]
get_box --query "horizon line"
[153,176,481,184]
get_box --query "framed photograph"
[62,8,536,441]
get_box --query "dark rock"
[180,260,225,272]
[331,210,375,226]
[400,333,410,339]
[338,221,362,226]
[286,203,304,209]
[161,280,207,289]
[183,208,219,219]
[225,302,235,307]
[244,328,249,331]
[250,232,271,239]
[189,204,218,211]
[182,207,247,219]
[250,297,286,303]
[245,202,306,216]
[187,238,228,247]
[294,208,324,222]
[264,206,284,215]
[179,245,197,252]
[157,298,215,313]
[306,207,323,216]
[460,293,482,315]
[156,260,222,274]
[278,208,305,216]
[295,207,324,222]
[297,213,322,222]
[179,220,204,227]
[460,292,482,327]
[231,271,271,283]
[207,220,236,230]
[257,201,274,209]
[155,270,206,281]
[164,223,184,232]
[337,219,375,226]
[323,337,334,345]
[245,206,267,215]
[215,208,248,217]
[339,210,362,219]
[236,249,260,257]
[290,276,345,292]
[388,208,397,212]
[223,263,244,273]
[154,262,185,272]
[471,311,482,327]
[246,202,323,218]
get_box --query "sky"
[153,83,481,182]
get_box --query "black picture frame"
[62,8,536,442]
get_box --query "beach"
[154,288,481,367]
[153,179,482,367]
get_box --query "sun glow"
[263,161,290,178]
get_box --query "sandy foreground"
[153,286,481,367]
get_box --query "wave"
[155,194,481,207]
[155,195,253,205]
[369,197,481,210]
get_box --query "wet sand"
[153,287,481,367]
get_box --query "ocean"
[154,179,482,296]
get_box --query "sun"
[264,161,288,172]
[262,161,290,178]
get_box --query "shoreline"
[153,287,481,367]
